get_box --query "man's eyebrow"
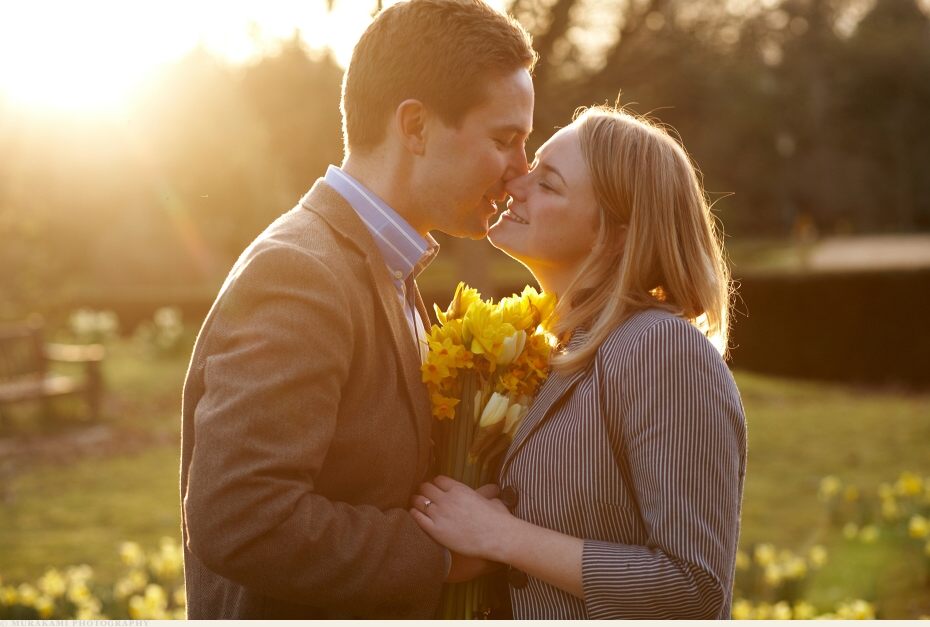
[493,124,533,136]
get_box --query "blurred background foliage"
[2,0,929,322]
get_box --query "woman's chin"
[487,221,514,253]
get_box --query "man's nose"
[505,146,529,180]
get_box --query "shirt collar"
[322,165,438,285]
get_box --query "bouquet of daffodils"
[422,282,556,619]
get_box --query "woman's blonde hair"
[550,105,733,372]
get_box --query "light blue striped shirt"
[322,165,437,358]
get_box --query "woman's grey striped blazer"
[498,308,747,619]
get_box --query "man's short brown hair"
[341,0,536,153]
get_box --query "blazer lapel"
[300,180,433,474]
[500,366,587,476]
[500,330,591,476]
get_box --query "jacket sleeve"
[183,245,446,616]
[581,318,747,619]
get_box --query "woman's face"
[488,123,600,280]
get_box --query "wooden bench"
[0,319,105,420]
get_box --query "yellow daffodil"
[783,555,807,579]
[896,470,923,496]
[429,335,466,364]
[837,599,875,620]
[735,550,749,571]
[731,599,752,620]
[18,583,38,605]
[808,544,828,568]
[860,525,880,543]
[498,295,537,331]
[67,581,92,604]
[753,602,773,620]
[754,543,776,566]
[421,357,452,386]
[909,514,929,538]
[843,522,859,539]
[38,569,66,598]
[430,391,460,421]
[772,601,792,620]
[793,601,817,620]
[881,498,900,521]
[520,285,557,329]
[818,475,841,501]
[35,594,55,617]
[763,563,783,587]
[1,585,19,605]
[463,301,516,363]
[120,541,146,568]
[435,282,482,325]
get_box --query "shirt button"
[500,486,519,510]
[507,566,529,589]
[393,270,403,280]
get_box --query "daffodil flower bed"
[0,538,185,620]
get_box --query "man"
[180,0,536,619]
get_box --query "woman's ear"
[394,99,427,156]
[609,224,628,257]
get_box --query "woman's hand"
[410,475,518,563]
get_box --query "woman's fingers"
[417,481,447,502]
[432,475,464,491]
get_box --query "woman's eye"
[538,180,554,192]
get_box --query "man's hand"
[445,552,503,583]
[476,483,500,499]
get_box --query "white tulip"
[498,330,527,365]
[478,392,509,428]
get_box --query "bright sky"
[0,0,498,114]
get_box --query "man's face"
[418,68,534,239]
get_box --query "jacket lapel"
[500,367,587,476]
[300,180,433,475]
[500,330,591,476]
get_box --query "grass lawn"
[0,337,927,617]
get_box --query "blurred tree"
[240,36,344,195]
[841,0,930,231]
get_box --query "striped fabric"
[499,308,747,619]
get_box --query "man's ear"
[394,99,427,156]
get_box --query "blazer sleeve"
[581,317,747,619]
[183,245,446,615]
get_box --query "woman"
[411,106,747,619]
